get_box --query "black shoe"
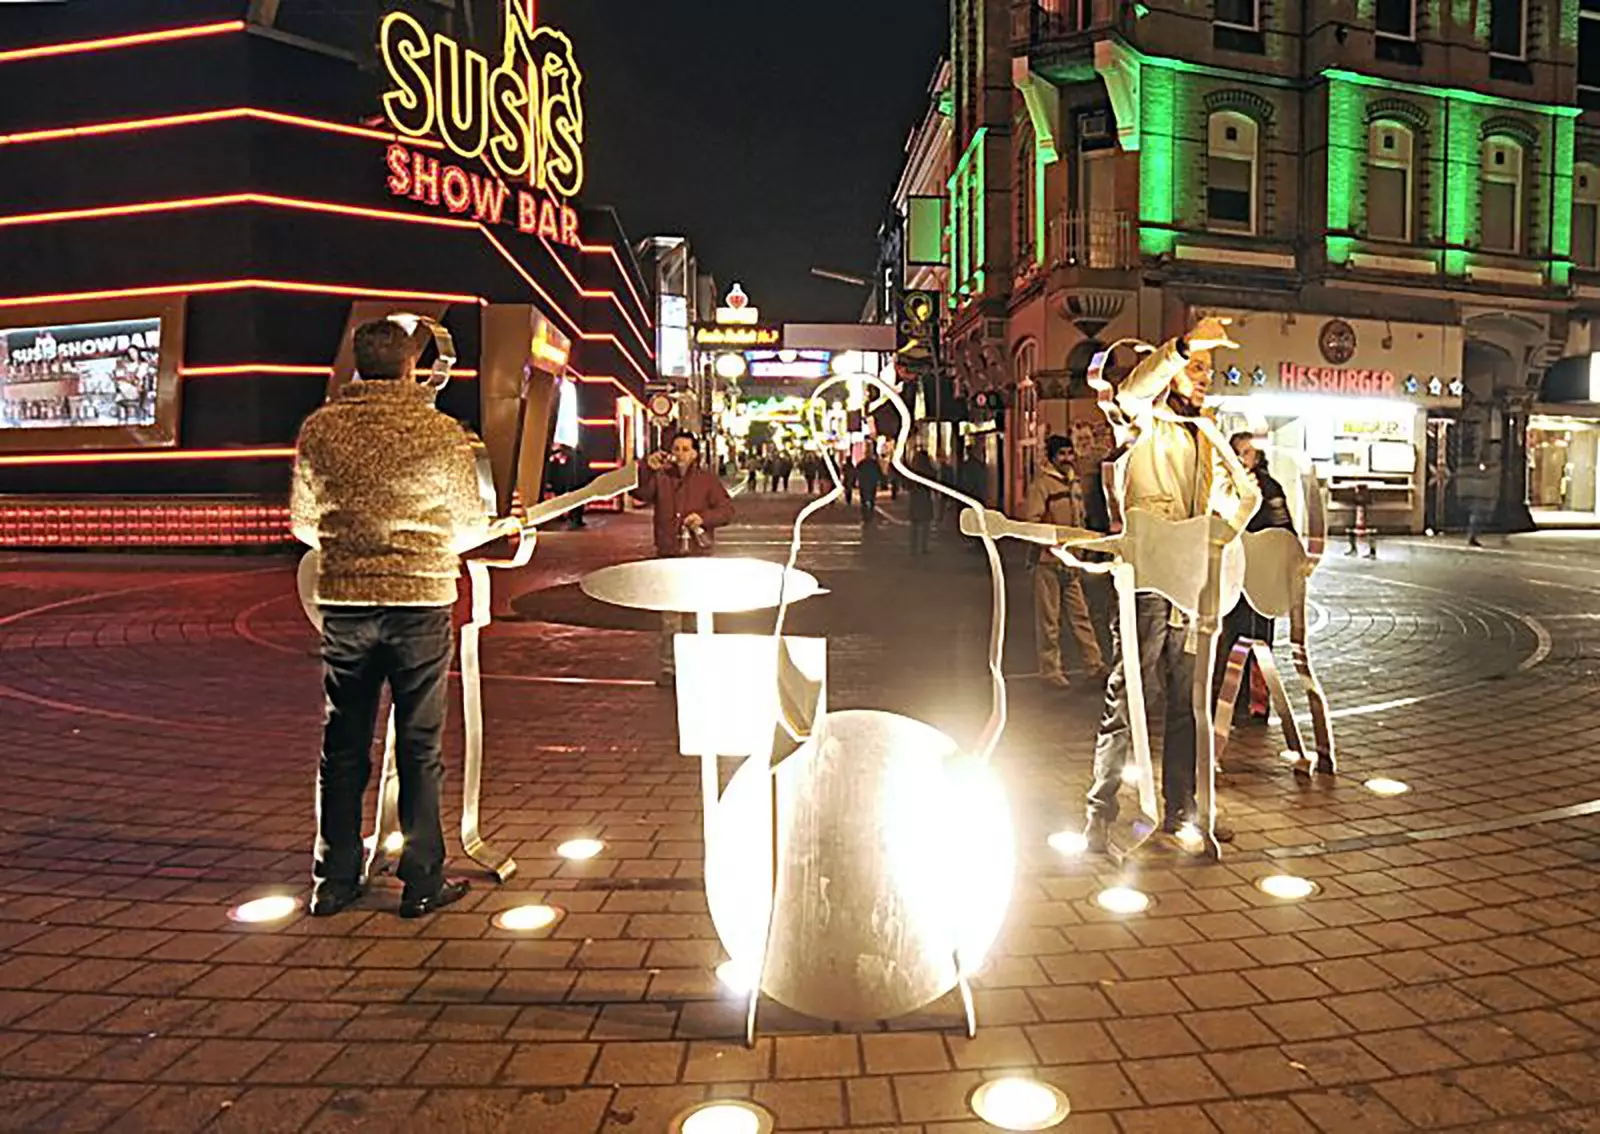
[399,878,470,919]
[1084,816,1110,854]
[309,882,364,918]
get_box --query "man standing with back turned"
[292,319,496,919]
[1083,316,1259,854]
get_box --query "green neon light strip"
[1035,137,1047,266]
[1322,68,1582,118]
[1325,80,1362,260]
[1137,63,1179,256]
[1551,117,1576,262]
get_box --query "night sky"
[541,1,948,324]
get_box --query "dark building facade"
[0,0,654,546]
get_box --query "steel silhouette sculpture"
[581,375,1016,1044]
[1214,462,1337,777]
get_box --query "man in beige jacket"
[1084,316,1259,852]
[1023,435,1106,688]
[291,319,493,919]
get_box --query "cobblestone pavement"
[1,493,1599,1133]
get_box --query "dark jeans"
[315,605,453,895]
[860,487,879,522]
[910,519,932,554]
[1087,594,1198,827]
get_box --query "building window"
[1480,137,1524,253]
[1582,0,1600,104]
[1016,132,1037,266]
[1490,0,1526,57]
[1215,0,1258,30]
[1206,111,1258,235]
[1367,122,1414,243]
[1375,0,1414,38]
[1575,162,1600,269]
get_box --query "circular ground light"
[491,904,562,932]
[1046,830,1088,856]
[227,895,301,924]
[383,831,405,854]
[1095,886,1152,915]
[556,838,605,861]
[670,1100,775,1134]
[970,1077,1071,1131]
[1256,874,1319,901]
[1363,777,1410,797]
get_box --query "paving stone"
[2,505,1599,1131]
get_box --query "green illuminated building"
[931,0,1597,528]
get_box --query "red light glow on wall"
[0,21,245,66]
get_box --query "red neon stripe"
[0,279,485,309]
[0,447,291,468]
[571,371,635,400]
[537,235,654,355]
[180,364,480,380]
[578,242,652,327]
[0,20,245,66]
[0,192,481,232]
[576,417,617,427]
[181,364,330,377]
[0,107,445,150]
[588,460,621,470]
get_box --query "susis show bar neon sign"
[378,0,584,246]
[386,143,578,246]
[379,2,584,197]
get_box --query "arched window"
[1367,121,1414,242]
[1574,162,1599,269]
[1207,111,1258,235]
[1013,338,1038,386]
[1480,137,1524,253]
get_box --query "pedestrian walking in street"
[632,431,735,687]
[1346,481,1378,558]
[1218,432,1295,723]
[856,452,883,522]
[907,445,937,557]
[842,457,856,506]
[1463,462,1494,547]
[1082,316,1261,854]
[291,319,496,920]
[1023,435,1107,689]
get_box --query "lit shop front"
[1197,310,1464,534]
[1527,353,1600,524]
[0,2,653,547]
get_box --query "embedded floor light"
[1046,829,1088,856]
[671,1100,774,1134]
[969,1077,1071,1131]
[491,904,562,932]
[383,831,405,854]
[1364,777,1410,797]
[1120,763,1141,785]
[227,894,301,924]
[1174,823,1205,852]
[715,958,758,994]
[556,837,604,861]
[1257,874,1318,901]
[1095,886,1151,915]
[1280,749,1303,763]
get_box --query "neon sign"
[380,1,583,195]
[378,0,585,245]
[385,142,577,244]
[695,326,780,348]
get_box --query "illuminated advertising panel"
[0,299,184,453]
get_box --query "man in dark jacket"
[633,430,735,685]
